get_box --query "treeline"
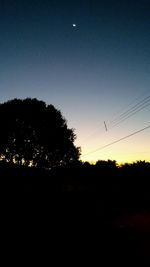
[1,159,150,216]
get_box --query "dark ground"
[21,193,150,266]
[1,162,150,265]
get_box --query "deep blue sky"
[0,0,150,163]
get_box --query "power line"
[108,95,150,129]
[81,92,150,143]
[108,98,150,130]
[108,95,150,126]
[107,89,150,126]
[82,125,150,157]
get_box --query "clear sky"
[0,0,150,164]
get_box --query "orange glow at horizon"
[80,151,150,165]
[75,124,150,164]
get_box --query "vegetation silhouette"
[0,98,80,168]
[1,158,149,216]
[0,98,150,264]
[1,155,150,264]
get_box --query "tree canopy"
[0,98,80,167]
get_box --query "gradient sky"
[0,0,150,164]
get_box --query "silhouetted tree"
[95,160,117,169]
[0,98,80,168]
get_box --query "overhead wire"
[82,125,150,157]
[107,95,150,130]
[81,90,150,143]
[107,89,150,124]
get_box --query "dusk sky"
[0,0,150,164]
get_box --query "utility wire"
[82,92,150,143]
[107,95,150,129]
[108,98,150,130]
[82,125,150,157]
[107,89,150,126]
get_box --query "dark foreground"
[20,193,150,266]
[1,161,150,265]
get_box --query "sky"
[0,0,150,164]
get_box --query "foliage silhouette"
[0,98,80,167]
